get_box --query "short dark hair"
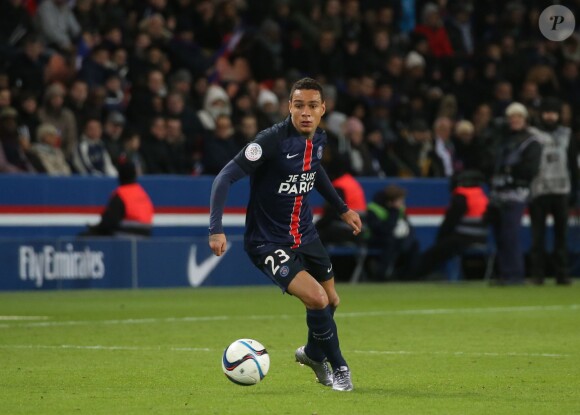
[384,185,407,202]
[289,78,324,102]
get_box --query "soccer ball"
[222,338,270,385]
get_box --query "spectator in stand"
[165,91,204,150]
[343,117,378,177]
[432,116,455,177]
[402,51,428,98]
[559,61,580,112]
[78,158,154,238]
[248,18,285,82]
[166,117,192,175]
[312,28,344,82]
[102,111,126,163]
[140,116,174,174]
[138,13,172,48]
[445,3,475,59]
[72,118,117,176]
[0,106,35,173]
[394,119,441,177]
[256,89,283,129]
[73,0,105,34]
[28,123,71,176]
[120,129,145,176]
[233,113,258,148]
[8,34,46,95]
[36,0,81,55]
[38,83,78,160]
[101,26,124,52]
[16,92,41,145]
[414,3,453,58]
[126,69,167,134]
[103,73,126,113]
[166,22,211,80]
[491,81,514,117]
[167,69,193,102]
[202,114,238,175]
[79,45,112,90]
[0,88,12,113]
[519,81,542,120]
[452,120,480,173]
[0,0,34,53]
[363,28,393,77]
[472,103,494,139]
[110,47,130,85]
[197,84,232,131]
[65,79,91,132]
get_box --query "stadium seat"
[444,239,496,282]
[326,243,381,284]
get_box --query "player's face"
[289,89,326,138]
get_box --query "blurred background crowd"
[0,0,579,179]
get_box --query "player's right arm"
[208,160,248,256]
[208,131,278,256]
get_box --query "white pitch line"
[0,344,211,352]
[0,316,49,321]
[0,304,578,330]
[353,350,570,358]
[0,344,569,358]
[340,304,580,318]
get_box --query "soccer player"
[209,78,362,391]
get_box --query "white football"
[222,338,270,385]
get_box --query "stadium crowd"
[0,0,579,179]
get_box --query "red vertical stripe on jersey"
[290,195,303,248]
[289,140,314,248]
[303,140,313,171]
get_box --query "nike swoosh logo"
[188,244,229,287]
[286,153,300,159]
[328,265,333,273]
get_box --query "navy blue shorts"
[248,239,334,292]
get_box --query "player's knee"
[304,287,329,309]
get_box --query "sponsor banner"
[0,237,268,291]
[136,237,266,288]
[1,239,134,290]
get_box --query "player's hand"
[209,233,227,256]
[340,209,362,236]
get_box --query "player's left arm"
[314,166,362,235]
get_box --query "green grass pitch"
[1,282,579,415]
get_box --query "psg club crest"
[317,146,323,159]
[279,265,289,277]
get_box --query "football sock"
[305,306,347,370]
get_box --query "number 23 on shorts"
[264,249,291,276]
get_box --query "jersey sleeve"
[233,131,279,173]
[315,166,349,215]
[209,160,248,235]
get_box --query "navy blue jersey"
[233,118,333,253]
